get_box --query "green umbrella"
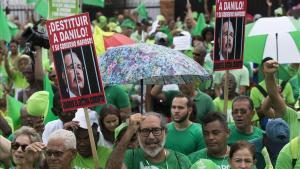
[83,0,104,7]
[0,6,11,42]
[244,16,300,64]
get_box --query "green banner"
[49,0,79,19]
[83,0,104,7]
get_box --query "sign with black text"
[213,0,247,71]
[46,13,106,111]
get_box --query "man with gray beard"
[106,112,192,169]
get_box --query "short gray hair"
[143,112,167,129]
[48,129,76,149]
[13,126,42,143]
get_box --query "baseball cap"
[266,118,290,143]
[26,91,49,117]
[154,32,168,44]
[72,108,98,129]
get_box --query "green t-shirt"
[72,146,112,169]
[193,90,216,123]
[188,148,230,168]
[124,149,192,169]
[95,85,131,114]
[213,97,233,123]
[189,159,219,169]
[250,80,295,109]
[165,123,205,155]
[228,123,263,145]
[213,66,250,93]
[283,107,299,140]
[275,137,300,169]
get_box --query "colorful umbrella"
[244,16,300,64]
[104,33,135,50]
[99,43,211,85]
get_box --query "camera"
[21,27,50,49]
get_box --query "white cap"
[72,108,98,129]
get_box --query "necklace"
[145,149,168,169]
[206,146,229,167]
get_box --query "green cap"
[156,15,165,21]
[98,16,107,28]
[114,122,128,139]
[26,91,49,117]
[121,19,135,29]
[192,12,198,20]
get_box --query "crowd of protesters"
[0,0,300,168]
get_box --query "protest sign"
[49,0,80,19]
[173,31,192,51]
[213,0,247,71]
[46,13,106,112]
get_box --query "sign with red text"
[213,0,247,71]
[46,13,106,112]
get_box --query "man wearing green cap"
[20,91,49,134]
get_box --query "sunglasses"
[11,142,28,151]
[45,149,65,157]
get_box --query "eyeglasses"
[11,142,28,151]
[45,149,65,157]
[138,127,164,137]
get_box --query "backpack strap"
[291,137,299,168]
[256,85,268,97]
[280,80,288,92]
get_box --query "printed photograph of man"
[62,51,85,97]
[216,18,235,60]
[220,19,234,60]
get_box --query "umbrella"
[244,16,300,64]
[104,33,135,50]
[99,43,212,112]
[99,43,211,85]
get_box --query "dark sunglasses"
[45,149,64,157]
[11,142,28,151]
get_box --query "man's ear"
[188,107,193,115]
[70,149,77,159]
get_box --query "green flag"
[137,3,148,20]
[192,13,206,36]
[7,95,23,130]
[43,75,58,124]
[83,0,104,7]
[8,21,19,37]
[0,6,11,42]
[35,0,48,18]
